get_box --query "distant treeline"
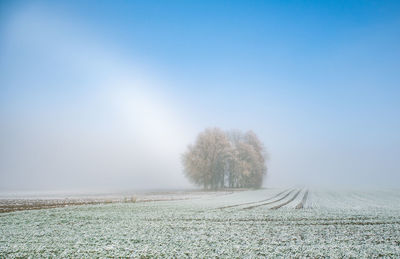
[182,128,267,190]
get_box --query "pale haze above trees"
[182,128,267,190]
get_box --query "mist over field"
[1,1,400,192]
[1,1,400,258]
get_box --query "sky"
[0,0,399,191]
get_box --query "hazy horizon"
[1,1,400,191]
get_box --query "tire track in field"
[270,189,302,210]
[295,190,309,209]
[217,188,293,210]
[242,189,297,210]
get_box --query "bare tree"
[241,130,268,188]
[182,128,267,189]
[182,128,231,190]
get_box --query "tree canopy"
[182,128,267,189]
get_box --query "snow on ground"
[0,188,399,257]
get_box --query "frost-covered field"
[1,188,400,258]
[0,190,229,213]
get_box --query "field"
[1,188,400,257]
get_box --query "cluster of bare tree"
[182,128,267,189]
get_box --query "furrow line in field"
[242,189,297,210]
[295,190,309,209]
[217,188,293,210]
[270,189,302,210]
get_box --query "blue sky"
[1,0,400,190]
